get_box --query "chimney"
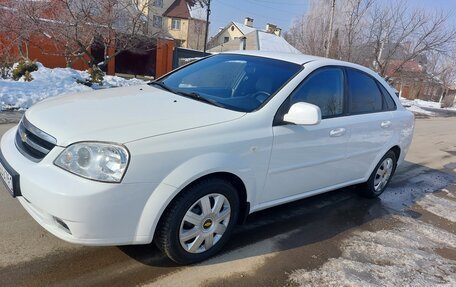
[239,36,247,50]
[266,23,281,36]
[244,17,253,27]
[265,23,277,33]
[274,27,282,37]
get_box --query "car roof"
[220,50,373,73]
[219,50,398,98]
[220,50,323,65]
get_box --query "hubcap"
[374,158,394,192]
[179,193,231,254]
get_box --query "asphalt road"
[0,117,455,287]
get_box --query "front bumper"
[1,127,158,245]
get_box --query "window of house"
[223,37,229,43]
[171,18,181,30]
[153,15,162,28]
[153,0,163,8]
[290,68,344,118]
[347,69,383,114]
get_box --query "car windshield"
[154,54,301,112]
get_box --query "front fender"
[134,152,257,243]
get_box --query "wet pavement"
[0,117,455,286]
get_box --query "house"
[207,17,299,54]
[208,17,282,48]
[147,0,207,50]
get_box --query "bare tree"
[285,0,331,57]
[366,0,456,79]
[0,1,43,60]
[339,0,374,62]
[8,0,162,69]
[426,49,456,104]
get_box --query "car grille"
[15,117,57,162]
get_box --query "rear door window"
[378,84,397,111]
[347,69,383,114]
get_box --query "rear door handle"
[381,121,392,128]
[329,128,346,137]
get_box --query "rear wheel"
[361,150,397,198]
[155,178,239,264]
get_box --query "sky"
[207,0,456,38]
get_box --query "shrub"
[87,65,104,84]
[23,70,33,82]
[12,60,38,81]
[0,62,12,79]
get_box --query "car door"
[343,68,396,180]
[259,67,353,204]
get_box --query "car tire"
[155,177,240,264]
[361,150,397,198]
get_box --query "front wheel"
[361,150,397,198]
[155,178,240,264]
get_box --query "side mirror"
[283,102,321,125]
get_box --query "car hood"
[25,85,245,146]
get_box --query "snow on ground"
[417,193,456,222]
[400,98,442,109]
[400,97,456,116]
[290,212,456,286]
[0,63,145,111]
[405,105,436,116]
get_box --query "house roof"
[208,30,300,54]
[257,31,300,54]
[232,22,260,35]
[163,0,206,20]
[164,0,190,19]
[188,3,206,20]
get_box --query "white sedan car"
[0,51,414,264]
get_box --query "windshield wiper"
[176,91,226,108]
[150,81,225,108]
[149,81,176,93]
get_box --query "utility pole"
[203,0,211,54]
[325,0,336,58]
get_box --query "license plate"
[0,160,14,196]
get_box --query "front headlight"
[54,142,129,183]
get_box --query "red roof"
[163,0,190,19]
[385,60,424,76]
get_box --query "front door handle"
[381,121,392,128]
[329,128,346,137]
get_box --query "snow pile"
[401,98,441,109]
[0,63,145,111]
[400,97,448,116]
[290,215,456,286]
[400,97,456,115]
[405,105,436,116]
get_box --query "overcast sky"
[208,0,456,37]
